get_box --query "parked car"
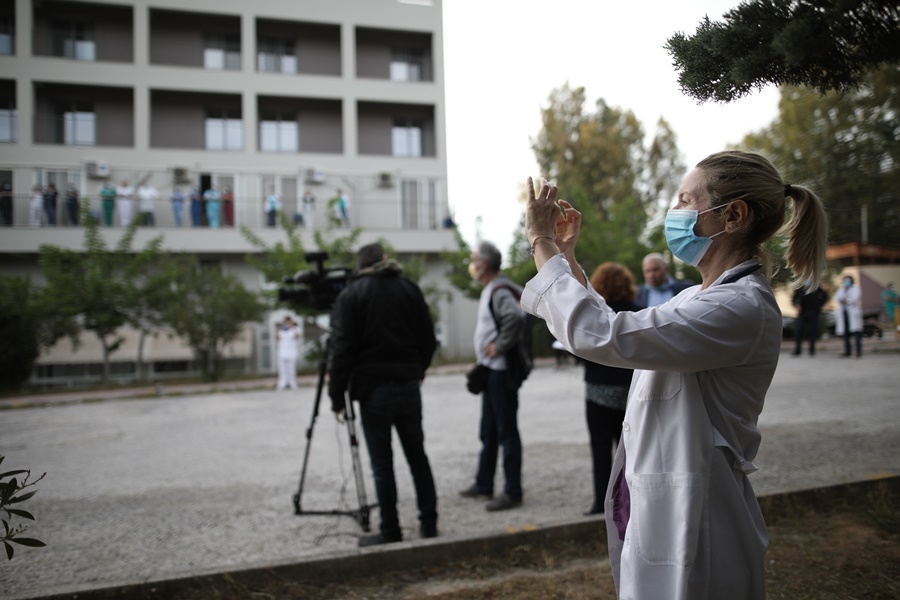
[825,311,884,338]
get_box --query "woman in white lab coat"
[521,151,829,600]
[833,274,864,357]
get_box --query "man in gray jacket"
[459,241,524,511]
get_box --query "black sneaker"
[420,523,438,539]
[459,484,493,500]
[485,493,522,512]
[358,532,402,548]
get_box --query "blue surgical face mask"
[664,202,733,267]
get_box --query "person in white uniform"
[275,316,302,391]
[521,150,829,600]
[833,274,864,357]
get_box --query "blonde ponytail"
[782,184,828,289]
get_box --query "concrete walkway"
[1,336,898,599]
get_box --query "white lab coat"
[833,285,863,334]
[521,256,780,600]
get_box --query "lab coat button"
[622,422,630,432]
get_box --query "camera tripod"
[292,336,377,531]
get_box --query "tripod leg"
[292,343,329,515]
[344,394,374,532]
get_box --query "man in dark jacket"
[328,243,438,547]
[792,283,829,356]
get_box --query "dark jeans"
[141,211,155,226]
[359,380,437,540]
[474,369,522,499]
[586,402,624,510]
[794,311,820,354]
[66,198,79,225]
[842,310,863,356]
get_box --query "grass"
[163,482,899,600]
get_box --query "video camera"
[278,251,352,311]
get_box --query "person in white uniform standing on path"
[522,150,829,600]
[275,316,302,391]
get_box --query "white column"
[132,3,149,151]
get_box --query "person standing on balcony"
[333,188,351,228]
[43,182,58,226]
[221,186,234,227]
[116,180,134,226]
[65,184,80,226]
[137,182,159,227]
[170,187,185,227]
[204,185,221,229]
[302,190,316,230]
[0,181,13,226]
[100,181,116,226]
[190,187,202,227]
[265,186,281,227]
[30,184,44,227]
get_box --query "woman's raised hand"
[525,177,560,243]
[554,199,581,259]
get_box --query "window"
[205,113,242,151]
[392,117,423,157]
[259,116,298,153]
[390,47,423,81]
[401,178,439,229]
[52,21,95,61]
[0,109,15,142]
[257,38,296,74]
[58,105,95,146]
[204,35,240,70]
[0,15,14,55]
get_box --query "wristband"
[530,235,556,256]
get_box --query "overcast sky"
[442,0,782,256]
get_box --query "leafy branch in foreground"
[1,455,47,560]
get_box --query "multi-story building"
[0,0,477,386]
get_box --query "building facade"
[0,0,477,386]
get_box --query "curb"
[33,474,899,600]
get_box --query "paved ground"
[1,335,898,600]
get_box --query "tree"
[0,277,43,393]
[741,65,900,246]
[161,258,267,382]
[38,209,163,382]
[666,0,900,103]
[529,84,686,278]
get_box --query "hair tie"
[784,184,793,196]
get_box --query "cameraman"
[328,243,438,547]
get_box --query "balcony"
[356,27,433,82]
[33,82,134,147]
[0,79,15,143]
[256,18,340,76]
[150,9,241,71]
[32,1,133,63]
[357,101,435,157]
[257,96,342,154]
[150,90,242,151]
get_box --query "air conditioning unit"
[378,172,395,189]
[172,167,191,184]
[85,161,110,178]
[304,167,326,184]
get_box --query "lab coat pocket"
[630,471,704,568]
[632,371,682,402]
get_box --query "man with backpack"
[459,240,528,511]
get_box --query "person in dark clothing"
[582,262,643,516]
[43,183,58,226]
[792,283,829,356]
[328,242,438,547]
[65,184,80,226]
